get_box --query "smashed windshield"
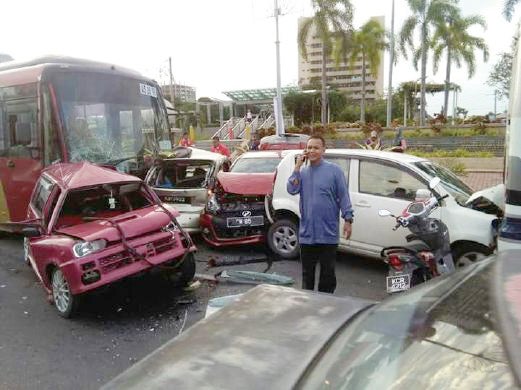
[414,161,473,204]
[51,72,169,166]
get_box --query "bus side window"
[3,99,38,158]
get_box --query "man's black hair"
[212,136,219,141]
[308,134,326,147]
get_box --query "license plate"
[386,274,411,293]
[226,216,264,228]
[162,196,188,203]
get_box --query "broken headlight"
[73,239,107,258]
[206,193,220,214]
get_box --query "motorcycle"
[378,177,455,293]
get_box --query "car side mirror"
[222,162,230,172]
[429,177,441,189]
[22,226,41,238]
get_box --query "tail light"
[388,254,404,270]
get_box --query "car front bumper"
[200,213,266,247]
[59,230,195,295]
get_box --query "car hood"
[102,285,373,390]
[217,172,275,195]
[56,205,177,242]
[466,183,505,212]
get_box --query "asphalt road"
[0,235,387,390]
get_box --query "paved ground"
[0,235,386,390]
[460,172,504,191]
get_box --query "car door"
[349,158,434,256]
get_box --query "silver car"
[145,147,229,233]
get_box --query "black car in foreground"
[103,252,521,389]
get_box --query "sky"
[1,0,518,116]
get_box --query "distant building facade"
[161,83,196,103]
[297,16,385,101]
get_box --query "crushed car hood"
[217,172,275,195]
[56,205,175,242]
[102,284,373,390]
[466,183,505,213]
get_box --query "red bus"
[0,56,171,222]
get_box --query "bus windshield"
[50,72,169,165]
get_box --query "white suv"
[266,149,500,267]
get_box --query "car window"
[300,257,516,389]
[149,160,213,189]
[31,176,54,214]
[325,156,349,182]
[359,160,425,200]
[56,183,152,228]
[231,157,281,173]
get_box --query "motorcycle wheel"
[410,268,431,287]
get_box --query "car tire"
[452,242,491,268]
[51,268,79,318]
[167,252,196,287]
[267,218,299,259]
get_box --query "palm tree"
[504,0,520,21]
[337,19,387,123]
[298,0,353,124]
[399,0,458,126]
[432,12,488,118]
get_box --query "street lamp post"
[386,0,395,127]
[274,0,285,135]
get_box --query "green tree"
[399,0,458,126]
[298,0,354,125]
[488,52,513,98]
[431,11,488,118]
[504,0,520,21]
[336,19,387,123]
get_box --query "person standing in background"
[211,136,231,157]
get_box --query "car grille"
[98,236,177,273]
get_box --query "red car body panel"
[200,172,274,247]
[216,172,275,196]
[20,162,194,297]
[56,206,176,242]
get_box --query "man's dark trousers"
[300,244,338,293]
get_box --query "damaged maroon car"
[200,151,282,247]
[6,162,196,318]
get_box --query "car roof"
[43,162,141,189]
[163,147,226,161]
[236,150,290,159]
[260,133,310,143]
[282,148,429,164]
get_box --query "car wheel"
[51,268,78,318]
[267,219,299,259]
[452,243,491,268]
[167,252,196,287]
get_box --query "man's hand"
[294,152,308,171]
[343,221,352,239]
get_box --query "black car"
[103,252,521,389]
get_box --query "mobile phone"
[294,154,307,164]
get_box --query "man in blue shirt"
[287,135,353,293]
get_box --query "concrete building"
[297,16,385,101]
[161,83,197,103]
